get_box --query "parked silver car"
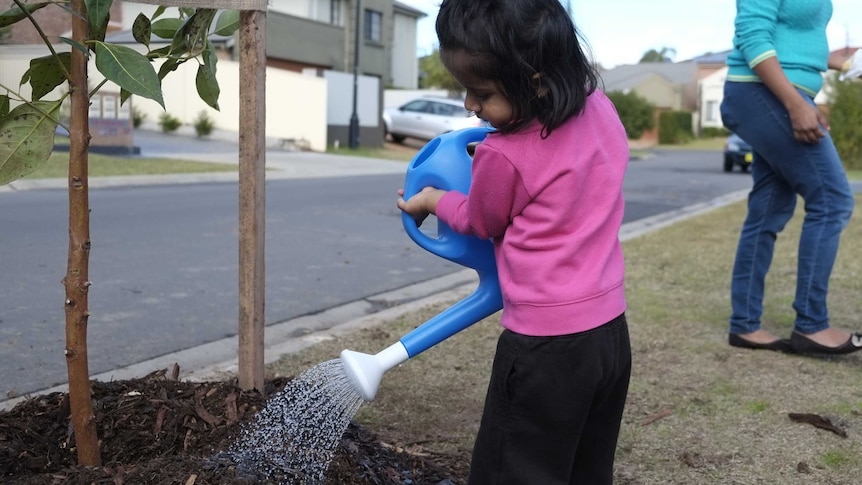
[383,97,488,143]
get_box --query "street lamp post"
[349,0,361,149]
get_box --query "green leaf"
[157,57,183,80]
[120,88,132,106]
[195,63,220,111]
[213,10,240,36]
[93,41,164,108]
[151,6,166,20]
[151,18,183,39]
[0,2,49,28]
[132,13,151,46]
[0,100,61,186]
[0,95,9,119]
[85,0,112,43]
[28,53,71,100]
[147,45,174,59]
[59,36,90,56]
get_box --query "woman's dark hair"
[436,0,598,136]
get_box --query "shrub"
[606,90,655,139]
[193,110,215,138]
[658,111,694,145]
[826,75,862,170]
[131,108,146,128]
[701,126,729,138]
[158,112,181,133]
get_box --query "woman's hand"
[396,186,446,227]
[786,98,829,144]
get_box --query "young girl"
[397,1,631,483]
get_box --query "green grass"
[326,144,414,162]
[659,137,726,150]
[269,195,862,484]
[25,152,237,179]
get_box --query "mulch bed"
[0,369,467,484]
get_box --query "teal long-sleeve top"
[726,0,833,97]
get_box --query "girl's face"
[442,50,513,129]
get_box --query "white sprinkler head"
[340,342,409,401]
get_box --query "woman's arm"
[752,57,829,144]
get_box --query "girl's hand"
[396,187,446,227]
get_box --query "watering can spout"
[340,343,409,401]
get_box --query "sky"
[398,0,862,68]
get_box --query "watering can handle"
[401,127,492,260]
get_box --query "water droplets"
[210,359,363,484]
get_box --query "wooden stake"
[237,8,267,393]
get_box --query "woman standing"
[721,0,861,354]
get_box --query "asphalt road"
[0,137,760,400]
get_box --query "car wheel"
[741,164,750,173]
[391,134,406,143]
[723,156,734,173]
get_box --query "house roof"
[686,50,732,65]
[829,46,861,68]
[599,61,697,92]
[394,1,427,18]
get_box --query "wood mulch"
[0,369,466,484]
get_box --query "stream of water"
[210,359,364,484]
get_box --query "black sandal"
[728,333,794,352]
[790,331,862,355]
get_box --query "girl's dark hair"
[436,0,598,136]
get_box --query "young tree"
[0,0,239,465]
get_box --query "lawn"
[24,151,237,179]
[269,195,862,484]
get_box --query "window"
[705,100,718,122]
[364,9,381,43]
[330,0,342,26]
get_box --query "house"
[1,1,426,149]
[599,61,698,145]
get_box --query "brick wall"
[1,2,123,44]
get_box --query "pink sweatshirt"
[435,90,629,336]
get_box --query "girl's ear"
[531,72,549,98]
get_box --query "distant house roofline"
[394,1,427,18]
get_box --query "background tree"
[418,48,461,93]
[639,47,676,63]
[826,74,862,170]
[0,0,239,466]
[606,90,655,139]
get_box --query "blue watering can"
[341,127,503,401]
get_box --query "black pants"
[468,313,631,485]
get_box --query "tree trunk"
[63,0,100,466]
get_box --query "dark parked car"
[383,97,489,143]
[723,133,752,172]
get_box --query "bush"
[606,91,655,139]
[158,112,181,133]
[701,126,729,138]
[193,110,215,138]
[131,108,146,128]
[826,75,862,170]
[658,111,694,145]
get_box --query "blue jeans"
[720,82,854,335]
